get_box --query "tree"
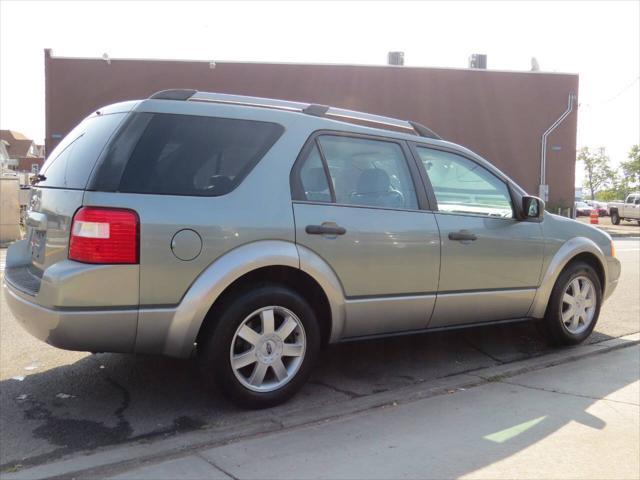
[620,144,640,188]
[578,147,615,200]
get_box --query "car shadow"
[0,321,633,473]
[207,344,639,480]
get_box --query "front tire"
[611,211,620,225]
[198,285,321,409]
[543,262,602,345]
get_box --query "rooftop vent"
[388,51,404,66]
[469,54,487,69]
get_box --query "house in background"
[0,130,45,174]
[0,140,12,171]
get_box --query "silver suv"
[4,90,621,408]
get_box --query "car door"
[625,195,640,219]
[411,144,545,328]
[292,132,441,338]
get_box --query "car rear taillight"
[69,207,139,264]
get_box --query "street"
[1,238,639,474]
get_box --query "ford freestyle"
[4,90,621,408]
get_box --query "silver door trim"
[429,288,537,328]
[343,294,436,338]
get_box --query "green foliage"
[620,144,640,187]
[578,147,615,200]
[577,145,639,202]
[595,189,622,202]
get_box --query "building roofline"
[44,49,579,77]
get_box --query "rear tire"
[198,284,321,409]
[611,211,620,225]
[542,262,602,346]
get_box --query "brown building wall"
[45,50,578,206]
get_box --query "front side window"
[304,135,418,210]
[118,114,283,196]
[416,147,513,218]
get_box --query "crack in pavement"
[196,452,240,480]
[499,380,640,406]
[463,337,507,365]
[308,380,363,399]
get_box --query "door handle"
[448,230,477,242]
[305,224,347,236]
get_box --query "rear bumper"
[3,281,137,353]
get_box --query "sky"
[1,0,639,184]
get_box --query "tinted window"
[417,147,513,218]
[627,196,636,204]
[315,135,418,210]
[118,114,283,196]
[299,144,332,203]
[39,113,126,189]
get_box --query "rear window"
[117,114,284,196]
[39,113,127,189]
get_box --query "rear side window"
[299,145,332,203]
[39,113,126,189]
[118,114,284,196]
[318,135,418,210]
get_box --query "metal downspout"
[539,92,576,201]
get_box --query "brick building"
[44,50,579,206]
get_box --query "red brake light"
[69,207,139,264]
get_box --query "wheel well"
[196,266,332,347]
[564,252,605,291]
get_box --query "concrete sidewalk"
[61,344,639,480]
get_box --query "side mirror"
[522,196,544,221]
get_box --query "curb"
[5,333,638,480]
[609,233,640,238]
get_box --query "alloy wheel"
[230,306,306,392]
[561,275,597,334]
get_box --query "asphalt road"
[1,239,639,471]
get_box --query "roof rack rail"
[149,89,197,101]
[148,90,442,140]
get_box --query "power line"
[580,75,640,108]
[604,75,640,103]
